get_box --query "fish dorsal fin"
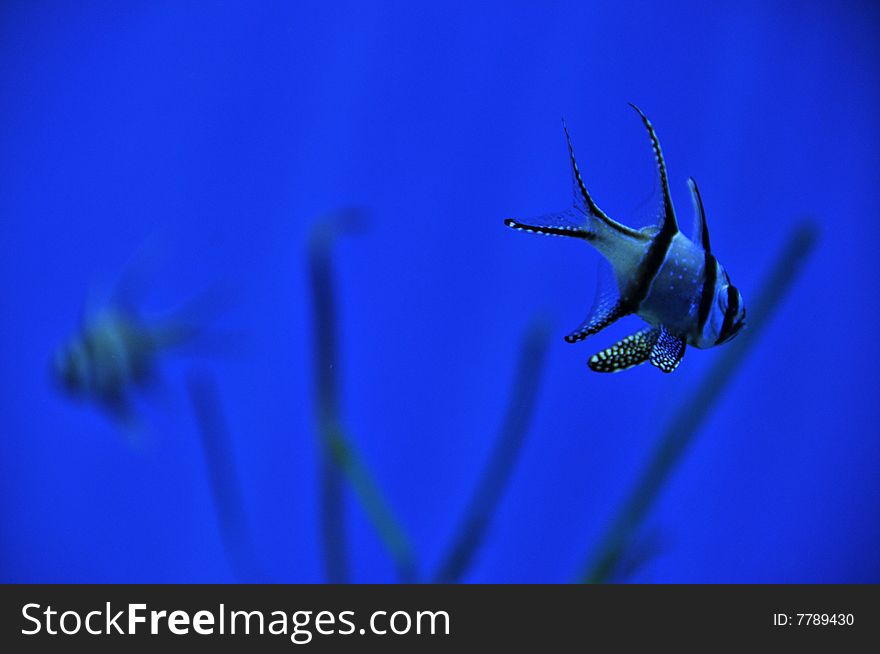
[628,103,678,236]
[588,326,658,372]
[649,325,686,373]
[563,118,611,223]
[564,260,630,343]
[687,177,711,252]
[80,282,104,328]
[562,118,644,240]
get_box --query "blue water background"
[2,1,879,582]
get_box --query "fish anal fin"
[588,327,658,373]
[564,301,628,343]
[565,261,630,343]
[649,326,686,373]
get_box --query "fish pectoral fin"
[649,326,686,373]
[588,327,658,372]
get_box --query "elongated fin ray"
[688,177,711,252]
[504,215,589,240]
[562,119,644,240]
[650,326,686,373]
[564,262,630,343]
[588,327,658,373]
[627,103,677,235]
[563,118,609,221]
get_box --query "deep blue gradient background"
[2,1,879,583]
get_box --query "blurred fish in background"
[50,242,234,435]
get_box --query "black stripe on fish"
[626,103,679,311]
[716,284,740,344]
[81,331,99,387]
[697,251,717,332]
[631,227,675,310]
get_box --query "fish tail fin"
[150,282,243,355]
[149,322,202,350]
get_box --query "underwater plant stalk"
[309,212,416,583]
[310,222,348,583]
[434,317,551,583]
[324,422,417,582]
[581,221,818,583]
[187,372,257,581]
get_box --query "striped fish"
[52,277,231,424]
[52,306,199,422]
[505,104,746,373]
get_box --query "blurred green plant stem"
[309,210,416,582]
